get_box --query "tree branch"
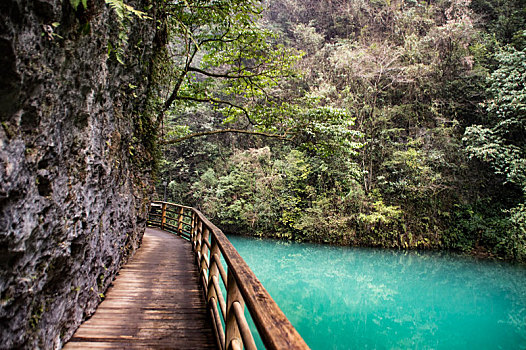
[198,27,245,46]
[174,95,251,120]
[162,128,294,145]
[163,46,199,112]
[187,66,271,79]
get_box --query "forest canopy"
[154,0,526,261]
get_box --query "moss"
[97,273,105,290]
[29,302,45,330]
[1,121,16,139]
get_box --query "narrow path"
[65,228,216,349]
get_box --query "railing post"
[225,272,243,350]
[161,202,167,231]
[201,227,210,276]
[207,236,225,349]
[195,220,203,260]
[191,213,197,248]
[207,237,219,300]
[196,225,210,309]
[177,206,184,236]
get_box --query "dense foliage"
[156,0,526,261]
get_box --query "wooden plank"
[64,228,216,349]
[146,202,309,350]
[66,341,217,349]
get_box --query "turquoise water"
[227,235,526,349]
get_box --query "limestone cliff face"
[0,0,159,348]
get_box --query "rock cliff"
[0,0,160,348]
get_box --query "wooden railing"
[147,201,309,350]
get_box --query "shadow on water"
[228,235,526,350]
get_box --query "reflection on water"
[229,236,526,350]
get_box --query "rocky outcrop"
[0,0,160,348]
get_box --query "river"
[227,235,526,349]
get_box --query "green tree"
[156,0,304,144]
[463,43,526,259]
[464,45,526,192]
[155,0,526,260]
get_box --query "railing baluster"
[226,272,243,350]
[177,206,184,235]
[201,227,210,284]
[201,227,210,269]
[196,220,203,267]
[230,338,242,350]
[207,237,220,301]
[161,202,167,231]
[212,275,227,319]
[191,212,196,240]
[210,296,226,350]
[207,235,226,348]
[212,254,228,288]
[232,301,257,350]
[191,214,198,250]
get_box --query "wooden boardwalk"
[65,228,217,349]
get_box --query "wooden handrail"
[147,201,309,350]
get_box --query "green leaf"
[70,0,87,10]
[70,0,81,10]
[107,42,113,57]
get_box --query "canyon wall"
[0,0,160,347]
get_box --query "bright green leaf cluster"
[70,0,87,11]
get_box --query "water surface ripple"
[228,235,526,349]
